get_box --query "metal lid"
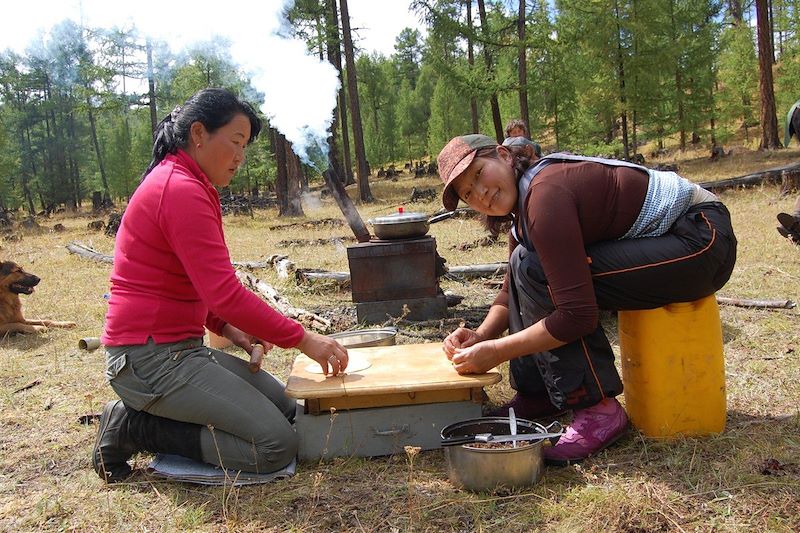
[369,212,428,225]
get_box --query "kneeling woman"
[93,88,348,482]
[438,135,736,464]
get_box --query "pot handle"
[543,420,563,446]
[440,435,476,447]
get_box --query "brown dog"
[0,260,77,334]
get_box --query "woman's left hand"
[221,323,274,355]
[451,340,503,374]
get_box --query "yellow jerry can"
[618,294,726,438]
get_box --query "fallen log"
[232,260,270,269]
[66,242,113,264]
[446,262,508,278]
[235,270,331,332]
[291,262,510,285]
[66,241,299,283]
[716,296,796,309]
[14,379,41,393]
[233,255,296,279]
[698,162,800,192]
[296,269,351,285]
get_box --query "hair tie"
[170,105,182,123]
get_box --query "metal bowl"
[327,327,398,348]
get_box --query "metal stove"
[347,235,447,324]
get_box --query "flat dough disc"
[304,354,371,374]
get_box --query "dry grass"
[0,146,798,532]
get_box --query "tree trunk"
[325,0,354,185]
[756,0,782,149]
[323,0,345,184]
[668,1,686,151]
[338,83,354,184]
[709,82,718,147]
[271,128,290,216]
[20,127,36,215]
[613,0,629,160]
[339,0,374,201]
[676,69,686,150]
[517,0,530,130]
[85,94,112,200]
[66,113,80,209]
[768,0,775,64]
[466,0,479,133]
[284,141,305,217]
[146,39,158,138]
[477,0,504,142]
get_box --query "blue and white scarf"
[512,153,695,244]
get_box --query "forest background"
[0,0,797,215]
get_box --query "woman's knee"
[255,424,298,471]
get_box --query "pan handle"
[428,211,456,224]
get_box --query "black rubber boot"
[126,409,204,463]
[92,400,139,483]
[92,400,204,483]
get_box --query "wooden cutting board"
[285,342,501,400]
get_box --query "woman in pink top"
[92,88,348,482]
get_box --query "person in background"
[778,100,800,244]
[436,134,736,464]
[504,118,542,157]
[92,88,348,483]
[505,118,529,139]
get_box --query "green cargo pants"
[105,337,297,473]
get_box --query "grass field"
[0,146,798,532]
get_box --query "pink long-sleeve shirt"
[101,150,305,348]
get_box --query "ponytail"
[143,108,182,179]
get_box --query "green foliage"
[717,23,759,142]
[3,3,800,210]
[357,53,399,166]
[428,75,472,156]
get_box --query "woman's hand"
[296,330,349,376]
[451,340,503,374]
[221,323,274,356]
[442,327,485,360]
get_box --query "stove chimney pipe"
[322,160,371,243]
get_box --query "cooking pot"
[368,210,458,240]
[368,211,430,239]
[440,417,562,492]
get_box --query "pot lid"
[369,211,428,225]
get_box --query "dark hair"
[504,119,529,138]
[471,144,536,237]
[143,87,262,179]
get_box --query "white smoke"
[204,0,341,170]
[246,37,340,169]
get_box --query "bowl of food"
[327,327,398,348]
[440,417,562,492]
